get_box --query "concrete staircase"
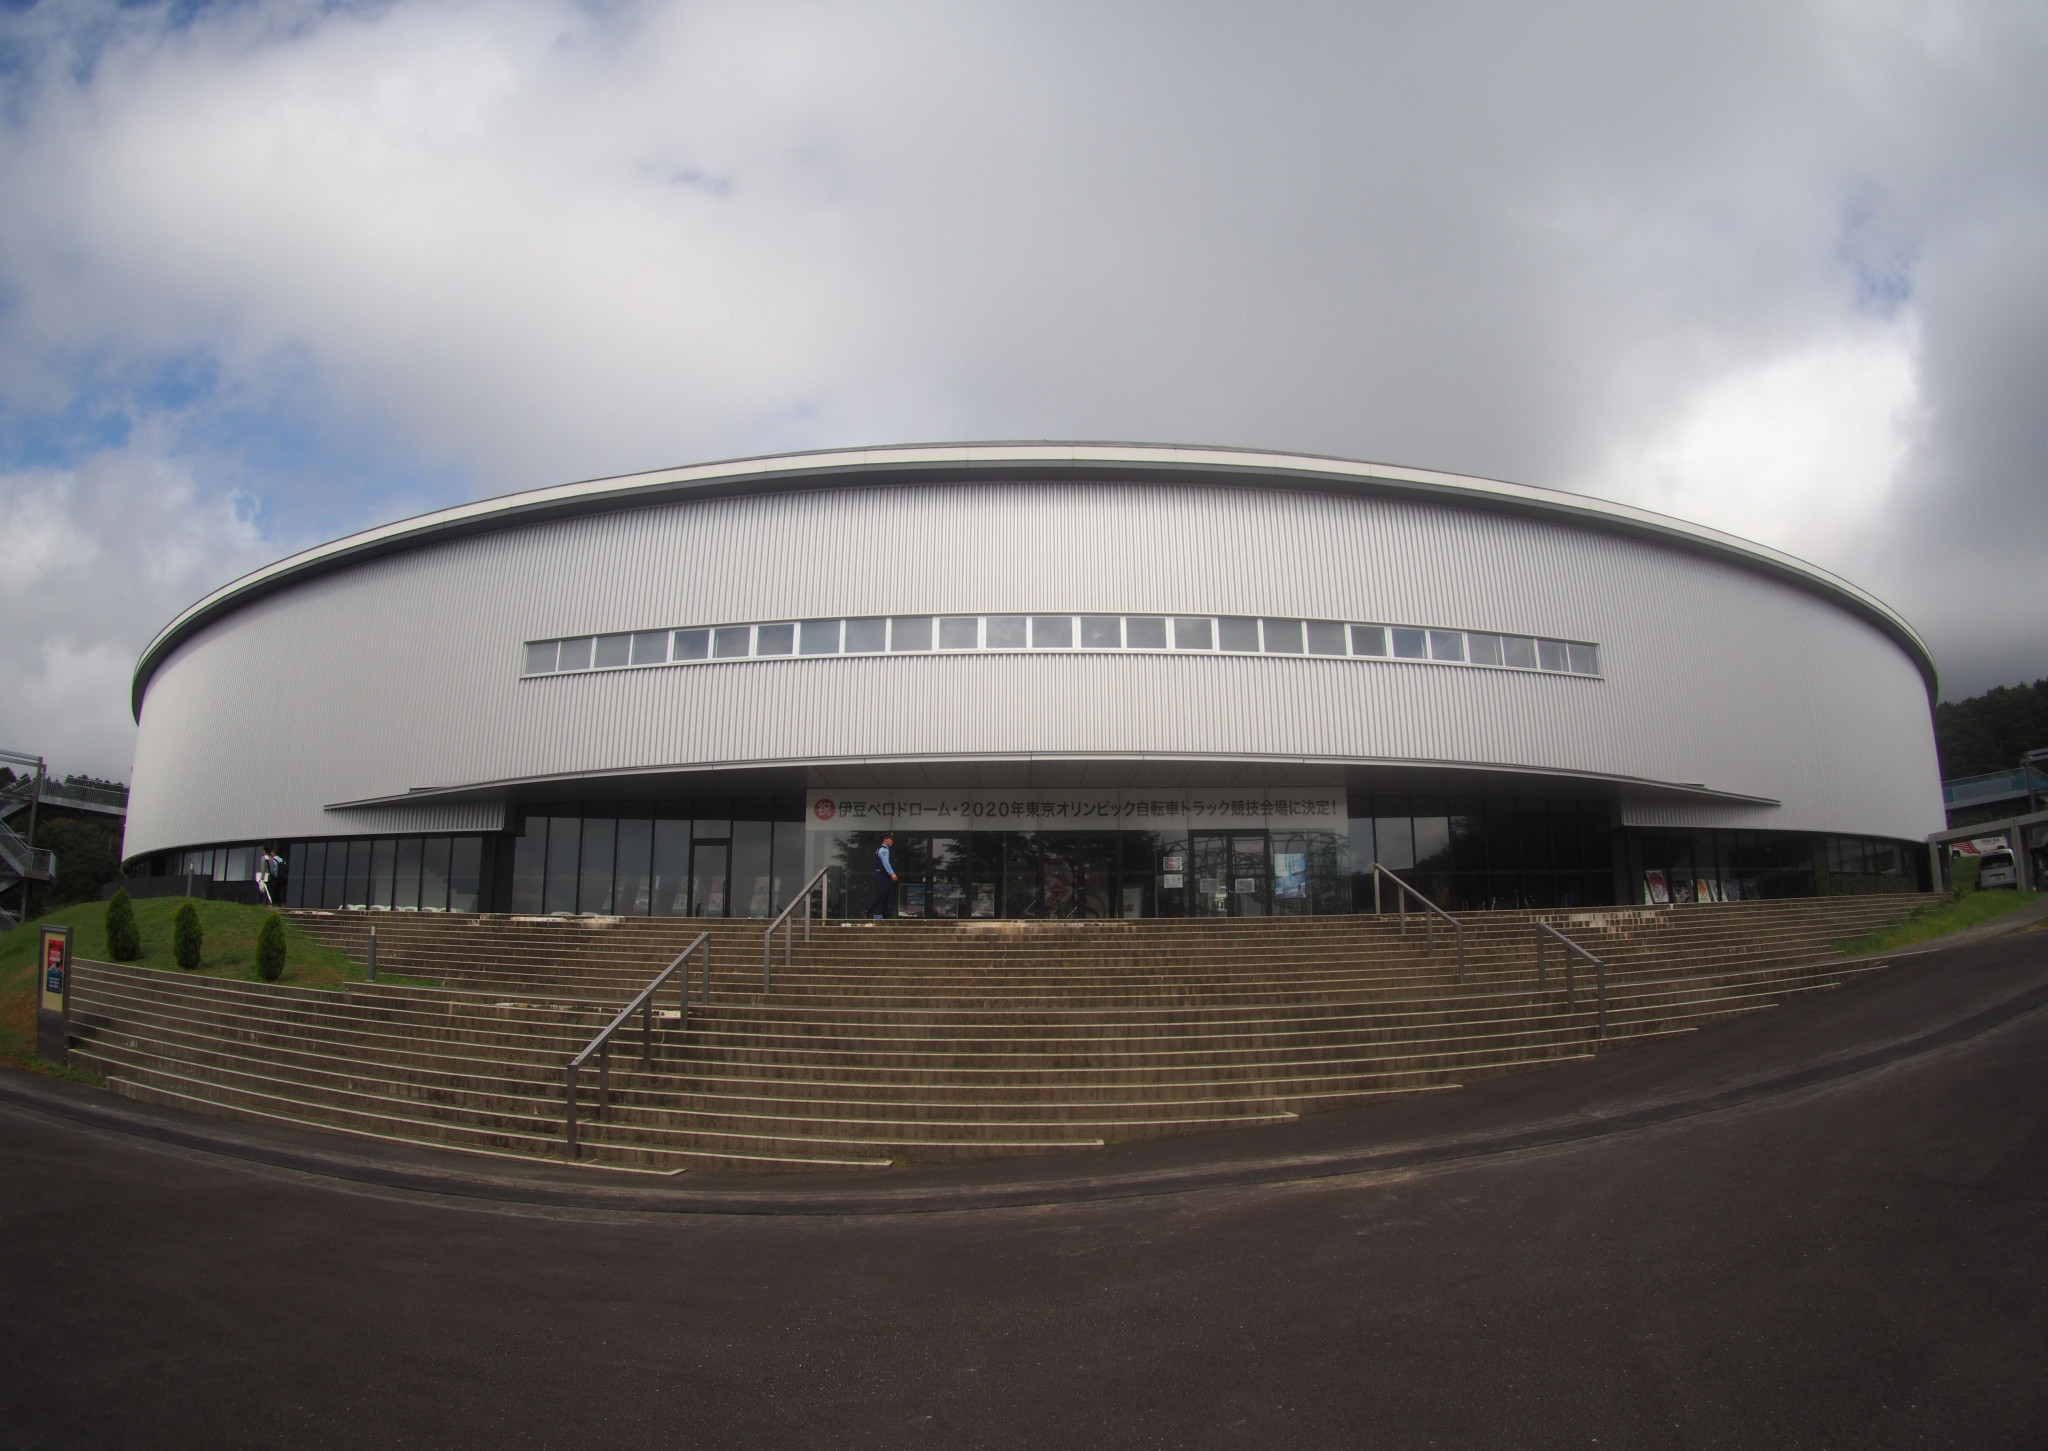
[65,897,1934,1174]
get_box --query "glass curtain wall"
[1348,797,1617,911]
[506,802,804,917]
[284,836,483,910]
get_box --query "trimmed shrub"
[105,889,142,961]
[172,902,203,972]
[255,913,287,983]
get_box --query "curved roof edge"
[130,441,1938,716]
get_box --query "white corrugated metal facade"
[124,445,1945,867]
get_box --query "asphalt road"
[3,928,2046,1449]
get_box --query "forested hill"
[1935,678,2048,779]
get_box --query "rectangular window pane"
[557,637,593,671]
[731,820,775,917]
[1125,616,1167,649]
[1467,632,1504,666]
[986,615,1027,648]
[1218,617,1260,652]
[1392,627,1428,659]
[1429,629,1466,662]
[755,622,795,655]
[593,633,631,668]
[614,818,652,914]
[939,616,979,650]
[714,626,753,658]
[1351,624,1388,657]
[845,617,887,653]
[1031,615,1073,648]
[324,838,347,908]
[421,836,451,911]
[651,819,691,915]
[1503,635,1538,669]
[524,640,558,674]
[448,837,481,913]
[799,619,841,655]
[1173,617,1213,650]
[1305,620,1346,655]
[1079,615,1121,648]
[1374,817,1414,870]
[394,837,422,910]
[673,628,710,660]
[771,822,806,916]
[543,817,580,913]
[364,838,397,908]
[291,842,318,908]
[1537,639,1570,671]
[1568,642,1601,675]
[630,630,668,665]
[225,846,254,881]
[579,816,616,914]
[1261,619,1305,654]
[516,826,552,914]
[890,616,933,651]
[345,839,372,909]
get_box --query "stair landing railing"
[762,866,832,992]
[1371,863,1466,982]
[1535,920,1608,1038]
[564,930,711,1157]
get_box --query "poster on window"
[1644,870,1670,905]
[1272,852,1307,900]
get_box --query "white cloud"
[1589,323,1924,562]
[0,438,278,780]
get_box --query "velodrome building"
[122,443,1945,919]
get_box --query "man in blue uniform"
[865,835,898,920]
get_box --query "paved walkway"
[4,918,2046,1447]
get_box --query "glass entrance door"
[689,840,729,916]
[1188,834,1232,916]
[1230,832,1270,916]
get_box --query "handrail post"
[699,935,711,1005]
[598,1040,612,1119]
[641,993,653,1072]
[564,1063,579,1156]
[1536,924,1547,990]
[1594,957,1607,1038]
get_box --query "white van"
[1976,849,2019,890]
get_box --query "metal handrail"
[762,866,832,992]
[564,930,711,1157]
[1535,921,1607,1038]
[1370,863,1466,982]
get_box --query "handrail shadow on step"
[1535,920,1607,1038]
[762,866,832,993]
[564,930,710,1157]
[1370,863,1466,983]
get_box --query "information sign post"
[37,924,70,1065]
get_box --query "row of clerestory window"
[523,615,1601,678]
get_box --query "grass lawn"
[1833,888,2041,958]
[0,896,409,1077]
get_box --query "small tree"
[254,913,287,983]
[172,901,203,971]
[105,889,142,961]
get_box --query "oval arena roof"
[131,441,1938,717]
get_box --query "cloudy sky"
[2,0,2044,781]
